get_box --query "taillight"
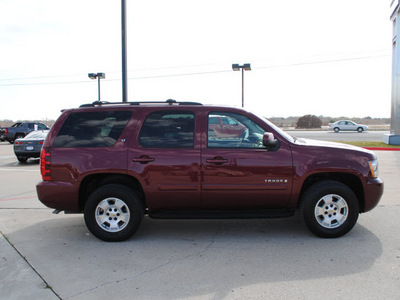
[39,141,44,145]
[40,148,51,181]
[5,129,8,134]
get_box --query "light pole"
[88,72,105,101]
[232,63,251,108]
[121,0,128,102]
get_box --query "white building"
[387,0,400,144]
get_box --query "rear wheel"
[17,156,28,163]
[84,184,144,242]
[300,181,359,238]
[334,127,340,133]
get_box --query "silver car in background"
[329,120,369,133]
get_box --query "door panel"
[128,109,201,210]
[202,111,293,209]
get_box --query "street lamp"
[88,72,105,101]
[232,63,251,108]
[121,0,128,102]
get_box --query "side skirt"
[148,209,294,219]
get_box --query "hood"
[294,138,375,156]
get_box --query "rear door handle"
[206,157,228,165]
[132,155,155,163]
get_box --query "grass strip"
[332,141,400,148]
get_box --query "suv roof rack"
[79,99,203,108]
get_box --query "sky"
[0,0,394,121]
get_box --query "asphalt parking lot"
[0,142,399,300]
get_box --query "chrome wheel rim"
[314,194,348,229]
[95,198,130,232]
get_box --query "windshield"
[251,112,295,143]
[24,130,49,139]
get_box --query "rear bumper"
[14,151,41,158]
[36,181,81,212]
[363,177,384,212]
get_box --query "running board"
[148,209,294,219]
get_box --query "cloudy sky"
[0,0,393,121]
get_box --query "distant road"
[284,130,389,142]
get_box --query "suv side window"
[53,111,132,148]
[37,123,48,130]
[139,111,194,148]
[208,112,265,148]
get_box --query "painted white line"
[0,168,38,172]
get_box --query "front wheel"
[300,181,359,238]
[84,184,144,242]
[357,127,364,133]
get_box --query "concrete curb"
[0,234,59,299]
[363,147,400,151]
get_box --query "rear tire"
[300,181,359,238]
[17,156,28,163]
[334,127,340,133]
[84,184,144,242]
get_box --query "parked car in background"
[3,122,50,143]
[329,120,369,133]
[0,125,4,141]
[208,115,246,138]
[14,130,49,163]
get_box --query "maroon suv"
[36,100,383,241]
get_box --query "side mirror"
[263,132,279,150]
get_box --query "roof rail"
[79,99,202,108]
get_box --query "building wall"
[390,1,400,135]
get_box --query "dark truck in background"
[1,122,49,143]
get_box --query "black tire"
[357,127,363,133]
[84,184,144,242]
[300,180,359,238]
[334,127,340,133]
[17,156,28,163]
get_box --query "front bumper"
[363,177,384,212]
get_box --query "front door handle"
[206,157,228,165]
[132,155,155,164]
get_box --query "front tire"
[357,127,364,133]
[300,181,359,238]
[84,184,144,242]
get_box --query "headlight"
[368,160,379,178]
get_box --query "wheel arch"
[78,173,146,212]
[298,172,365,212]
[15,132,25,138]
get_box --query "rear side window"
[139,111,194,148]
[53,111,132,148]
